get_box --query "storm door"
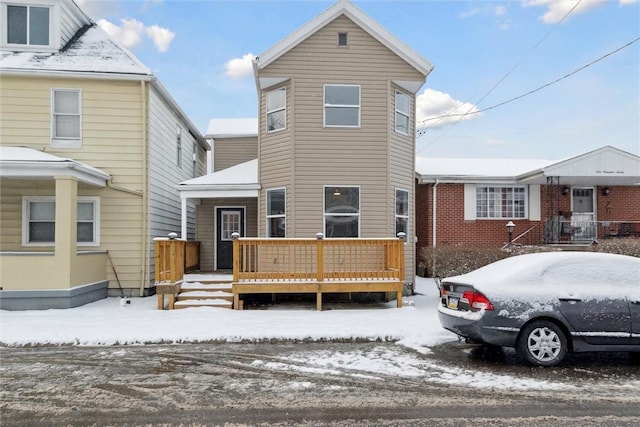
[571,188,596,241]
[216,208,244,270]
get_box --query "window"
[176,125,182,168]
[266,188,286,237]
[192,142,198,178]
[266,87,286,132]
[6,4,50,46]
[22,197,100,246]
[395,189,409,236]
[337,32,348,46]
[476,186,527,219]
[395,91,410,135]
[324,85,360,127]
[51,89,81,147]
[324,186,359,237]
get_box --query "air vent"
[338,32,348,46]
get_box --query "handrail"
[232,237,405,284]
[154,239,200,283]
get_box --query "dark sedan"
[437,252,640,366]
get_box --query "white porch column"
[181,197,188,239]
[54,175,78,287]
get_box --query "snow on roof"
[0,26,151,76]
[205,118,258,138]
[178,159,258,187]
[0,146,110,186]
[415,157,553,180]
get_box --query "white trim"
[22,196,100,247]
[394,90,410,136]
[323,84,361,128]
[266,87,286,133]
[1,1,60,51]
[475,185,528,220]
[266,187,286,238]
[395,187,410,236]
[323,185,361,238]
[214,206,246,271]
[51,88,82,148]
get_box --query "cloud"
[460,7,480,18]
[522,0,606,24]
[98,18,144,49]
[416,89,481,129]
[225,53,256,78]
[483,136,507,147]
[495,5,507,16]
[97,18,175,52]
[145,25,175,52]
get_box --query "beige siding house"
[178,0,432,288]
[0,0,208,309]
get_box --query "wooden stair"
[173,276,234,309]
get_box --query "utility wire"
[416,0,584,151]
[418,36,640,125]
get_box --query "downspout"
[139,80,149,297]
[432,179,439,248]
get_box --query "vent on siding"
[337,32,348,47]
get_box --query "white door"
[571,188,596,241]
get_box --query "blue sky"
[79,0,639,160]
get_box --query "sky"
[76,0,640,160]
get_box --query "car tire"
[517,320,567,367]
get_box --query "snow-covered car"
[437,252,640,367]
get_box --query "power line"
[416,0,584,151]
[417,36,640,128]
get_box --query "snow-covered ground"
[0,277,455,351]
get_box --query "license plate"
[447,297,459,309]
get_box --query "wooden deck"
[154,236,406,310]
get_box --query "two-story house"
[0,0,209,309]
[177,0,433,296]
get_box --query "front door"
[216,208,244,270]
[571,188,596,241]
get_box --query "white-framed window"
[395,188,409,236]
[266,188,286,238]
[476,186,527,219]
[337,32,348,47]
[266,87,286,132]
[51,89,81,148]
[22,196,100,246]
[192,141,198,178]
[395,91,410,135]
[5,3,50,46]
[324,84,360,128]
[324,186,360,238]
[176,124,182,168]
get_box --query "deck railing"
[154,238,200,284]
[232,236,405,284]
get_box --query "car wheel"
[517,320,567,367]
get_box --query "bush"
[418,238,639,278]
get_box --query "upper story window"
[176,125,182,168]
[324,186,360,238]
[476,186,527,219]
[266,188,286,238]
[395,91,410,135]
[266,87,286,132]
[337,32,348,47]
[6,4,50,46]
[22,196,100,246]
[395,188,409,236]
[51,89,81,148]
[324,84,360,128]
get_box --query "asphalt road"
[1,342,639,426]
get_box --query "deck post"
[232,233,240,309]
[316,292,322,311]
[316,233,324,283]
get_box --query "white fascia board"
[257,77,289,90]
[392,80,426,94]
[1,162,110,187]
[417,175,520,184]
[179,188,260,200]
[0,68,152,81]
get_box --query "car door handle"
[559,298,583,303]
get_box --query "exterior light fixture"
[602,187,610,196]
[506,221,515,246]
[562,186,570,196]
[333,188,341,196]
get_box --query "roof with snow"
[177,159,260,198]
[0,146,110,187]
[0,26,151,77]
[205,118,258,139]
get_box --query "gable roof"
[254,0,433,77]
[417,146,640,186]
[205,118,258,139]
